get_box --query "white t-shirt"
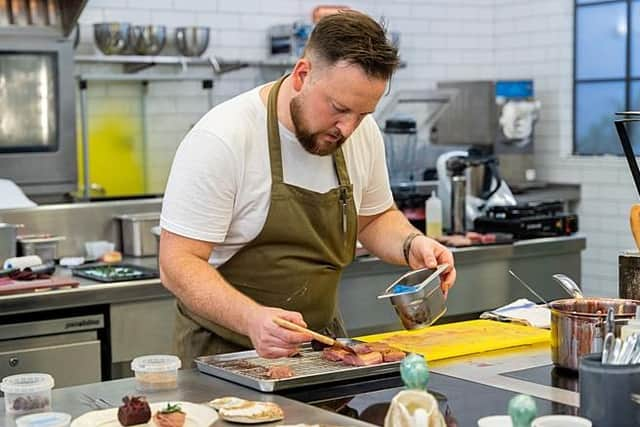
[161,85,393,266]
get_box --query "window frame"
[573,0,633,155]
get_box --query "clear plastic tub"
[1,373,54,415]
[16,412,71,427]
[131,354,181,391]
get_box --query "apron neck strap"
[266,75,351,186]
[333,144,350,187]
[266,75,287,184]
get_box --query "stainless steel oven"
[0,35,76,198]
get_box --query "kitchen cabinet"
[0,316,104,388]
[109,299,176,379]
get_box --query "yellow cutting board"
[356,320,550,362]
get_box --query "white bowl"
[478,415,512,427]
[532,415,592,427]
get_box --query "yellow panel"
[356,320,550,362]
[77,95,145,197]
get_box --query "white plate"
[71,401,218,427]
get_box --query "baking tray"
[195,340,401,392]
[71,263,158,283]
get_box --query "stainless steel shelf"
[74,54,295,75]
[74,54,210,65]
[391,180,439,194]
[75,73,215,82]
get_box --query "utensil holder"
[579,353,640,426]
[620,252,640,299]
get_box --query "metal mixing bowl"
[131,25,167,55]
[94,22,131,55]
[175,26,210,57]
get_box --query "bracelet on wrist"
[402,232,423,265]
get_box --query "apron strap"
[266,74,351,186]
[266,75,287,184]
[333,147,350,187]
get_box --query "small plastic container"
[16,412,71,427]
[1,373,54,415]
[131,354,181,391]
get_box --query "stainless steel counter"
[342,235,586,335]
[0,342,577,427]
[0,235,585,388]
[0,235,585,318]
[0,368,375,427]
[0,257,167,317]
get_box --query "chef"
[159,10,456,364]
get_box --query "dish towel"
[480,298,550,329]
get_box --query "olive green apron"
[174,75,358,366]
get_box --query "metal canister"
[450,175,466,234]
[619,252,640,299]
[0,223,21,266]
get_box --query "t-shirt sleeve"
[358,117,394,216]
[160,128,237,243]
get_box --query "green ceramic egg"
[508,394,537,427]
[400,353,430,390]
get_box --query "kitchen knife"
[272,317,356,353]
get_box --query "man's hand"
[245,306,312,358]
[408,236,456,297]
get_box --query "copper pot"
[550,298,640,370]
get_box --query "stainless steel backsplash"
[0,198,162,257]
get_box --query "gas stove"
[474,201,578,239]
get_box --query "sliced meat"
[436,235,472,247]
[382,350,407,362]
[350,343,373,354]
[342,351,383,366]
[480,233,496,244]
[465,231,483,243]
[267,365,294,379]
[365,342,393,353]
[322,347,349,361]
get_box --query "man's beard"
[290,96,345,156]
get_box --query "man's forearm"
[358,208,420,265]
[159,253,259,336]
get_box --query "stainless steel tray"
[195,340,401,392]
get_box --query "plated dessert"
[71,396,217,427]
[209,397,285,424]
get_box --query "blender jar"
[383,117,418,185]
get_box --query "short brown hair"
[304,10,400,80]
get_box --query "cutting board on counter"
[356,320,550,362]
[0,277,79,295]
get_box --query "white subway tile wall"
[77,0,495,194]
[495,0,637,296]
[76,0,629,295]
